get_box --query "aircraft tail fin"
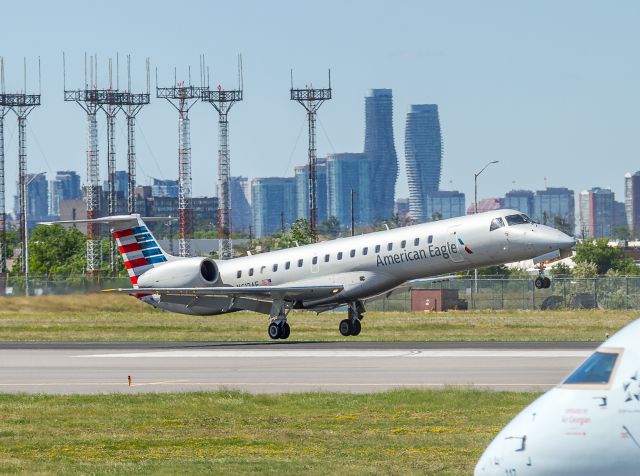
[41,214,176,287]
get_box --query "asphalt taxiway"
[0,341,597,394]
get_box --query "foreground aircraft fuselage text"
[48,209,574,339]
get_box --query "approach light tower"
[201,55,243,260]
[0,58,9,291]
[5,58,42,275]
[157,67,205,257]
[64,53,106,277]
[290,70,332,239]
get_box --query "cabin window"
[285,261,290,270]
[400,240,406,249]
[375,244,381,253]
[312,256,318,265]
[362,247,368,255]
[490,217,505,231]
[324,254,330,263]
[249,268,254,276]
[350,249,356,258]
[298,259,304,267]
[414,238,419,246]
[387,243,393,251]
[273,264,278,272]
[261,265,266,274]
[428,235,433,244]
[337,252,343,260]
[237,270,242,279]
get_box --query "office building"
[394,198,410,220]
[294,158,327,223]
[466,198,502,215]
[503,190,534,217]
[579,187,615,238]
[405,104,442,222]
[533,187,575,234]
[230,176,252,233]
[151,178,179,198]
[251,177,296,238]
[50,170,81,217]
[425,191,466,220]
[326,153,371,227]
[20,173,49,227]
[625,171,640,232]
[364,89,398,221]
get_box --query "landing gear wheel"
[339,319,353,336]
[543,277,551,289]
[351,320,362,336]
[268,322,281,340]
[534,277,544,289]
[280,322,291,339]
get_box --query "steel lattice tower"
[0,58,8,291]
[201,55,243,260]
[64,53,105,277]
[290,70,332,239]
[157,70,204,258]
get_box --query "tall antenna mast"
[290,69,332,239]
[201,54,244,260]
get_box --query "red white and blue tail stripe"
[113,223,169,286]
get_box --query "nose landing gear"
[534,267,551,289]
[339,301,365,336]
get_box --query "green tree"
[274,218,315,249]
[477,264,511,277]
[431,212,443,222]
[26,225,86,275]
[318,216,341,239]
[552,215,573,236]
[573,239,639,275]
[550,262,571,276]
[612,226,631,241]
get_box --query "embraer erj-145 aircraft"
[49,209,574,339]
[475,318,640,476]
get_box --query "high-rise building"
[426,191,466,220]
[294,158,328,223]
[579,187,615,238]
[625,172,640,232]
[364,89,398,221]
[151,178,179,198]
[533,187,575,235]
[394,198,410,220]
[405,104,442,222]
[50,170,81,217]
[230,176,252,233]
[614,201,627,230]
[25,173,49,227]
[251,177,296,238]
[504,190,534,216]
[326,153,371,227]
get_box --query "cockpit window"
[505,214,533,226]
[490,217,505,231]
[563,351,619,385]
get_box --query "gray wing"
[104,285,344,302]
[363,275,457,304]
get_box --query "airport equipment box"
[410,289,467,312]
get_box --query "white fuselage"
[206,209,573,312]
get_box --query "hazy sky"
[1,0,639,211]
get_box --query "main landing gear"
[267,300,292,340]
[339,301,365,337]
[534,268,551,289]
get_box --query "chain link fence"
[5,275,640,312]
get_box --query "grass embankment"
[0,390,536,475]
[0,294,635,342]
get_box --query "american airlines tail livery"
[47,209,574,339]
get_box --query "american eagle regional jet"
[48,209,574,339]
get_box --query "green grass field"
[0,294,635,342]
[0,390,537,475]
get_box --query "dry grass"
[0,294,635,342]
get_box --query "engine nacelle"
[137,257,220,288]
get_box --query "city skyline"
[0,1,638,216]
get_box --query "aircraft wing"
[363,275,458,304]
[104,285,344,302]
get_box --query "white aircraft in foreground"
[475,318,640,476]
[48,209,574,339]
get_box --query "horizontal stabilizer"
[104,285,344,302]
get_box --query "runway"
[0,341,597,394]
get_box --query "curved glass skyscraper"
[364,89,398,220]
[404,104,442,222]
